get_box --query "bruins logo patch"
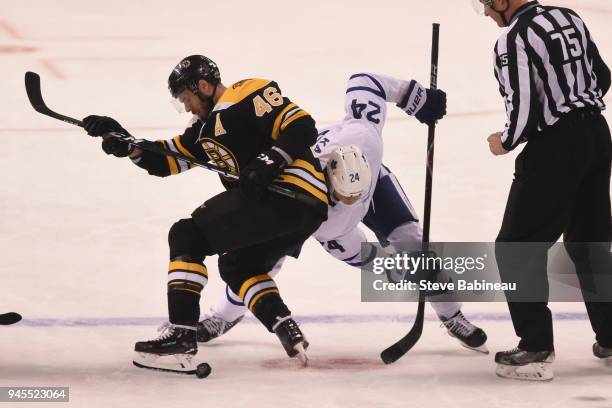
[200,138,239,176]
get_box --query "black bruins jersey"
[133,78,328,211]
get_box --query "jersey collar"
[510,1,540,25]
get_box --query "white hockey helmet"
[326,145,372,200]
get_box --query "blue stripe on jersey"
[342,253,359,263]
[346,86,385,99]
[398,80,416,109]
[343,244,377,267]
[348,73,387,99]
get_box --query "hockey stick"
[0,312,22,325]
[24,71,320,208]
[380,23,440,364]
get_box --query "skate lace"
[272,316,302,340]
[154,322,176,341]
[441,312,476,338]
[200,316,226,336]
[284,319,302,340]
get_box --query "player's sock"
[238,274,286,331]
[430,301,461,320]
[215,285,248,321]
[167,258,208,324]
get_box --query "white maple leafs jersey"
[311,73,411,244]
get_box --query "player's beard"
[196,97,216,121]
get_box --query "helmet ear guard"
[326,145,372,202]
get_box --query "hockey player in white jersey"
[198,73,488,354]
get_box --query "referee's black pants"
[495,108,612,351]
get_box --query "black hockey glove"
[397,81,447,126]
[83,115,127,136]
[101,136,134,157]
[83,115,134,157]
[239,148,288,198]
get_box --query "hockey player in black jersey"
[82,55,328,373]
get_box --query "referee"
[475,0,612,380]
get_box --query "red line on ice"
[29,35,165,41]
[0,20,23,39]
[52,56,176,61]
[39,59,66,80]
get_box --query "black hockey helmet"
[168,55,221,98]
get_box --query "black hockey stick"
[0,312,22,325]
[24,71,320,207]
[381,23,440,364]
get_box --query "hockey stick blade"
[25,71,83,127]
[0,312,22,325]
[380,300,424,364]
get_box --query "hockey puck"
[0,312,22,325]
[195,363,212,378]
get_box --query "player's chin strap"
[491,0,511,26]
[195,82,218,108]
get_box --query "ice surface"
[1,0,611,406]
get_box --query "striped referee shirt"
[494,1,611,150]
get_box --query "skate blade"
[495,362,554,381]
[461,342,490,355]
[293,343,309,367]
[133,352,196,375]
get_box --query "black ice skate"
[593,343,612,365]
[440,311,489,354]
[133,323,211,378]
[197,312,244,343]
[495,347,555,381]
[273,316,309,365]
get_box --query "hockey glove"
[239,148,288,198]
[83,115,134,157]
[101,136,134,157]
[397,81,447,126]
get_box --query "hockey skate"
[133,323,211,378]
[495,348,554,381]
[273,316,309,366]
[197,312,244,343]
[440,311,489,354]
[593,343,612,366]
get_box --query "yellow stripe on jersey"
[239,274,272,300]
[248,288,280,311]
[291,159,326,182]
[271,103,298,141]
[172,135,195,159]
[161,141,179,175]
[280,110,309,131]
[217,79,271,105]
[275,175,329,205]
[168,261,208,278]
